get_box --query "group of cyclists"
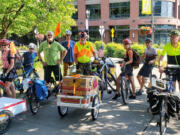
[0,29,180,101]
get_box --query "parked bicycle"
[147,64,180,135]
[92,57,117,99]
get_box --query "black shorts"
[172,71,180,82]
[138,64,153,77]
[3,68,16,82]
[120,64,133,77]
[43,65,62,83]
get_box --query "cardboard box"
[62,75,99,96]
[0,97,27,116]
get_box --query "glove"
[3,73,7,78]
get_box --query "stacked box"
[61,75,99,97]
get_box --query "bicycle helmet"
[123,38,132,44]
[0,39,10,46]
[66,30,72,35]
[28,43,36,49]
[145,38,152,43]
[169,30,180,36]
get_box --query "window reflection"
[86,4,101,20]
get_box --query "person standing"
[137,38,157,95]
[22,43,37,72]
[0,39,16,98]
[38,31,67,84]
[61,30,75,76]
[158,30,180,92]
[74,30,96,75]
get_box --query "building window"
[110,2,130,19]
[138,25,174,44]
[139,0,174,17]
[110,26,129,43]
[86,4,101,20]
[71,27,79,41]
[72,5,78,20]
[89,26,101,42]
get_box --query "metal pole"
[151,0,154,45]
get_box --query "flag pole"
[151,0,154,45]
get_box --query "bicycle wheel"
[120,77,128,104]
[0,84,6,97]
[28,88,40,115]
[0,111,11,135]
[159,101,167,135]
[107,71,116,92]
[91,95,100,120]
[57,106,68,117]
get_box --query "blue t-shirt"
[22,52,37,68]
[61,40,75,63]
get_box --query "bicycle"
[0,110,11,135]
[116,60,132,104]
[150,64,180,135]
[92,57,117,99]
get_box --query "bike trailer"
[0,97,27,116]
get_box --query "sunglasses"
[47,35,52,37]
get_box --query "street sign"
[111,28,115,38]
[99,25,105,37]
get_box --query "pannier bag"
[35,80,48,100]
[167,95,180,117]
[132,49,140,68]
[147,88,162,115]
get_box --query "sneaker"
[129,95,136,99]
[136,90,142,96]
[112,93,120,100]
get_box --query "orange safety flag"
[10,41,17,55]
[54,22,61,37]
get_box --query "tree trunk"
[0,31,7,39]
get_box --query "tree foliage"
[0,0,76,38]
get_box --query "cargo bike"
[57,75,101,120]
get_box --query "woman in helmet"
[112,38,136,100]
[0,39,16,98]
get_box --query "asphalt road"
[4,63,180,135]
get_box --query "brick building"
[71,0,180,44]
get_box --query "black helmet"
[145,38,152,43]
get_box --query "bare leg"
[137,75,142,88]
[178,81,180,92]
[129,76,136,96]
[172,81,176,92]
[10,82,16,98]
[140,77,146,91]
[116,75,121,94]
[5,81,13,97]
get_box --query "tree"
[0,0,76,38]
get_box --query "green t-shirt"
[161,42,180,65]
[39,41,66,65]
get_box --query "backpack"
[34,80,48,101]
[7,50,22,69]
[132,49,140,68]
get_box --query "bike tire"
[107,71,116,92]
[0,84,6,97]
[57,106,68,117]
[159,101,167,135]
[0,111,11,135]
[91,95,100,120]
[28,88,40,115]
[120,77,129,105]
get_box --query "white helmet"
[28,43,36,49]
[66,30,72,35]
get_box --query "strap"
[175,56,179,65]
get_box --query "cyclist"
[61,30,75,76]
[74,30,96,75]
[137,38,157,95]
[38,31,67,84]
[22,43,37,72]
[112,38,136,100]
[158,29,180,92]
[0,39,16,98]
